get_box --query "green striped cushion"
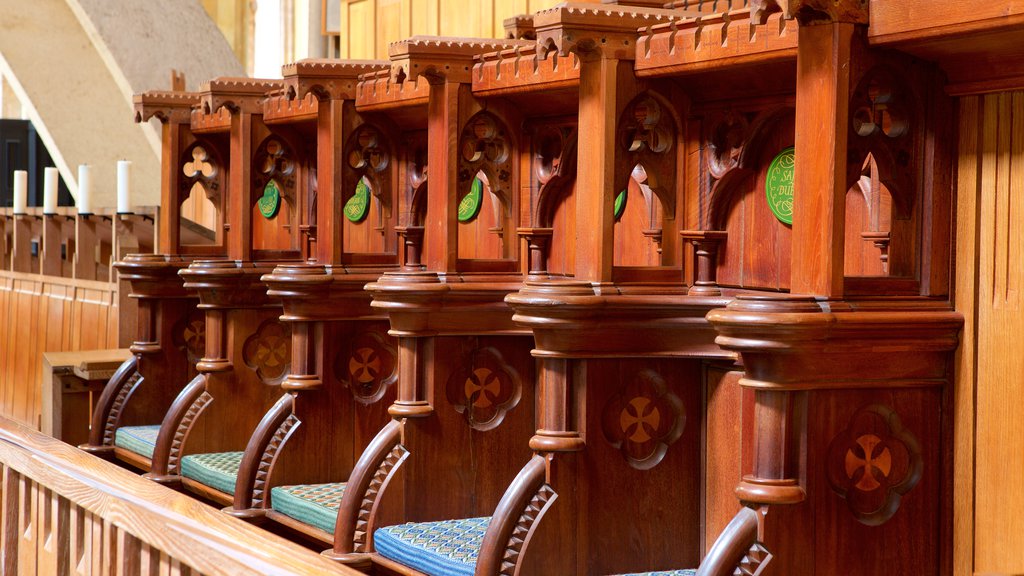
[270,482,347,534]
[114,425,160,458]
[374,517,490,576]
[180,451,243,495]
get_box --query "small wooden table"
[41,349,131,445]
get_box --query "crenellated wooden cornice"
[532,2,694,61]
[388,36,530,84]
[472,43,580,96]
[133,90,200,124]
[749,0,868,25]
[196,77,282,116]
[355,67,432,110]
[635,8,798,77]
[281,59,389,101]
[262,90,319,124]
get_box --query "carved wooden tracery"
[617,92,677,232]
[253,137,297,208]
[179,141,225,215]
[344,123,393,223]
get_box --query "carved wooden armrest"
[696,507,772,576]
[80,356,140,455]
[476,454,555,576]
[327,419,409,564]
[146,374,210,484]
[230,394,298,518]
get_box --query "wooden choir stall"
[34,0,1018,574]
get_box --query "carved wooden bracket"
[618,93,676,219]
[134,90,199,124]
[530,123,577,228]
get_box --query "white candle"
[43,167,58,214]
[117,160,131,213]
[77,164,92,215]
[12,170,27,214]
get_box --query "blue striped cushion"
[374,517,490,576]
[180,451,243,495]
[270,482,347,534]
[613,571,697,575]
[114,425,160,458]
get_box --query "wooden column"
[575,55,621,283]
[228,111,254,261]
[789,19,856,297]
[423,79,461,273]
[316,98,345,264]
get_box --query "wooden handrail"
[0,416,361,575]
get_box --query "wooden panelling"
[0,272,118,430]
[960,90,1024,574]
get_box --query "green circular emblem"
[458,177,484,222]
[258,180,281,219]
[344,178,371,223]
[765,146,795,225]
[614,188,628,220]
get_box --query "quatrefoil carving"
[602,369,684,470]
[445,346,521,431]
[826,404,922,526]
[242,319,292,384]
[335,329,398,404]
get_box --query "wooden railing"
[0,206,157,429]
[0,416,362,575]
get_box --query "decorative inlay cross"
[844,434,892,492]
[242,319,292,383]
[827,404,922,526]
[602,369,684,470]
[620,397,661,444]
[335,330,397,403]
[446,346,520,431]
[349,346,382,384]
[465,367,502,409]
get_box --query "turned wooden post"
[681,229,727,296]
[518,227,552,280]
[395,225,424,270]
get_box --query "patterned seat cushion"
[180,451,243,495]
[374,517,490,576]
[270,482,347,534]
[612,571,697,575]
[610,565,700,569]
[114,425,160,458]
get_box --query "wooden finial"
[171,70,186,92]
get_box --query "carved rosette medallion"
[826,404,922,526]
[335,330,398,403]
[173,309,207,364]
[242,319,292,384]
[446,347,521,431]
[602,369,684,470]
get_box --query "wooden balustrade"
[0,415,361,575]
